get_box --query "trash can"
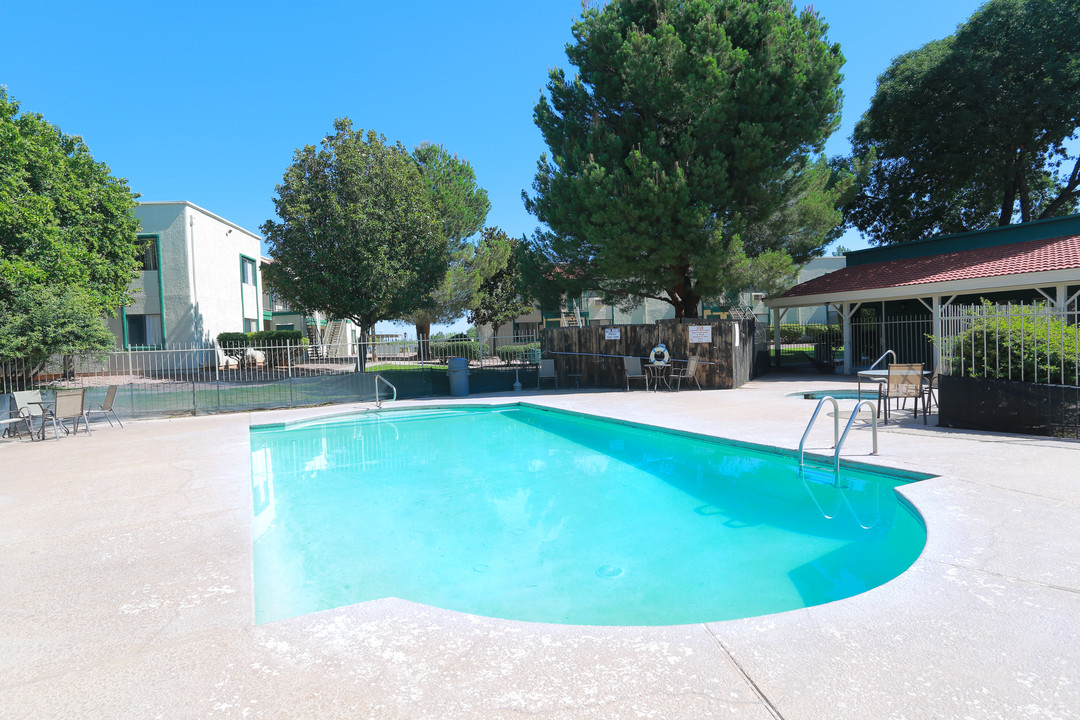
[447,357,470,396]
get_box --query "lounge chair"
[878,363,926,424]
[671,356,702,391]
[48,388,92,436]
[86,384,124,428]
[537,359,558,390]
[622,356,647,391]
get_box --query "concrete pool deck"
[2,374,1078,719]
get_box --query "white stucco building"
[108,202,263,348]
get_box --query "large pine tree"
[523,0,844,317]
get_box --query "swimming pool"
[250,404,927,626]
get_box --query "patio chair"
[671,356,702,391]
[11,390,60,440]
[537,359,558,390]
[86,384,124,428]
[877,363,926,425]
[48,388,92,436]
[922,368,939,412]
[1,398,35,440]
[622,356,647,391]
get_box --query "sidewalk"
[2,375,1078,719]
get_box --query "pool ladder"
[799,396,879,476]
[374,374,397,408]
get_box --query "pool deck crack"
[702,623,785,720]
[930,558,1080,596]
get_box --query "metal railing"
[940,302,1080,386]
[800,396,879,478]
[0,333,537,420]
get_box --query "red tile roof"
[780,234,1080,299]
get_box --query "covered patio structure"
[768,214,1080,373]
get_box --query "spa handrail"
[868,350,897,370]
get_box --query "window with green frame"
[138,236,159,271]
[241,256,256,285]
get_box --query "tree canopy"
[523,0,844,318]
[467,227,534,336]
[402,143,490,341]
[847,0,1080,244]
[0,89,141,368]
[261,119,447,340]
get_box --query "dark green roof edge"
[846,213,1080,267]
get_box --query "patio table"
[645,363,672,391]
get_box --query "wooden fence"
[539,318,760,390]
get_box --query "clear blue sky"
[4,0,984,333]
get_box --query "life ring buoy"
[649,343,670,364]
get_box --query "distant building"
[108,202,263,348]
[482,256,846,338]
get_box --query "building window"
[241,256,256,285]
[244,318,259,333]
[126,314,162,347]
[138,236,159,271]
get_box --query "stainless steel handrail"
[799,396,840,466]
[868,350,897,370]
[374,374,397,408]
[833,400,879,475]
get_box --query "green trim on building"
[239,253,259,331]
[847,213,1080,267]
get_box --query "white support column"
[842,303,853,374]
[1056,284,1068,312]
[932,296,942,371]
[828,302,863,375]
[773,307,788,365]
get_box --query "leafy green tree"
[523,0,844,318]
[467,228,535,345]
[403,143,490,353]
[0,89,141,379]
[848,0,1080,244]
[261,120,447,362]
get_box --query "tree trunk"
[999,150,1022,226]
[490,322,502,357]
[358,325,369,372]
[414,321,431,362]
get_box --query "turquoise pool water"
[250,404,927,626]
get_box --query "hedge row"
[774,324,841,344]
[494,342,540,362]
[216,330,307,348]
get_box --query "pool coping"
[3,375,1079,718]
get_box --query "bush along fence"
[0,333,538,420]
[938,301,1080,437]
[539,318,761,390]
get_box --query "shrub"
[495,342,540,362]
[777,324,807,344]
[804,324,840,343]
[431,334,484,362]
[947,301,1080,385]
